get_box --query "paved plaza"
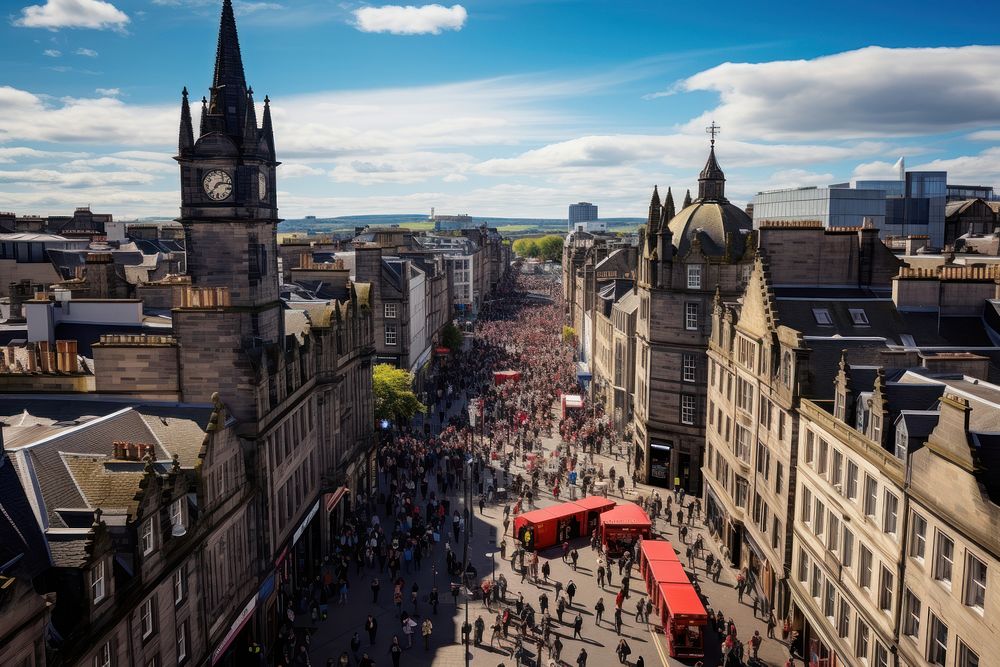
[308,399,792,667]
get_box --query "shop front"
[648,441,672,488]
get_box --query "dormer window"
[141,518,154,556]
[169,498,186,537]
[687,265,702,289]
[849,309,869,326]
[894,425,908,459]
[812,308,833,325]
[91,560,106,604]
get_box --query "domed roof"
[667,200,752,258]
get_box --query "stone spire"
[205,0,248,139]
[243,86,258,147]
[261,95,275,161]
[178,87,194,154]
[698,137,726,201]
[660,186,675,227]
[683,189,692,208]
[199,96,208,137]
[646,185,661,252]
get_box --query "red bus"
[598,502,652,555]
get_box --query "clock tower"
[173,0,282,419]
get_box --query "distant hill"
[279,214,644,235]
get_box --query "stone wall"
[92,334,180,397]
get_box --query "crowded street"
[294,266,792,667]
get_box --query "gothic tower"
[173,0,281,421]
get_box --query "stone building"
[632,142,753,490]
[0,2,377,665]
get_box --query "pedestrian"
[430,587,439,615]
[752,595,760,619]
[616,639,631,665]
[634,597,645,624]
[403,616,416,648]
[571,548,579,571]
[359,653,374,667]
[479,495,486,515]
[474,615,485,645]
[539,591,549,615]
[421,619,433,651]
[557,595,566,622]
[597,563,606,588]
[573,613,583,639]
[577,648,588,667]
[594,597,605,626]
[542,560,551,582]
[371,577,381,603]
[366,615,378,646]
[553,635,564,661]
[767,609,777,639]
[562,541,570,563]
[338,651,351,667]
[686,545,694,569]
[614,607,623,635]
[351,632,362,665]
[751,630,763,660]
[566,580,577,607]
[390,636,402,667]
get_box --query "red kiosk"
[639,540,680,578]
[493,370,522,385]
[560,393,584,419]
[513,496,616,551]
[656,582,709,659]
[598,502,652,555]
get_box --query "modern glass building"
[568,202,598,229]
[753,171,949,248]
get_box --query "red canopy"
[658,582,708,618]
[648,559,689,585]
[572,496,617,513]
[598,502,652,528]
[640,539,680,564]
[434,346,450,355]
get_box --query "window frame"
[687,264,702,289]
[140,518,154,556]
[682,354,697,383]
[964,552,987,610]
[684,302,699,331]
[927,613,948,666]
[934,531,954,585]
[384,323,397,347]
[92,560,106,604]
[384,302,397,319]
[140,597,156,639]
[680,394,697,425]
[173,567,186,606]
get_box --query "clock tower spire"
[172,0,282,420]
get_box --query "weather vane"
[706,121,721,146]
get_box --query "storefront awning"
[325,486,348,513]
[211,592,257,665]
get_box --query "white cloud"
[443,173,467,183]
[43,49,61,57]
[851,160,904,182]
[0,147,88,164]
[967,130,1000,142]
[278,163,327,179]
[95,87,120,96]
[75,47,98,57]
[0,168,155,188]
[328,151,475,185]
[912,148,1000,189]
[234,1,284,14]
[353,4,466,35]
[679,46,1000,140]
[13,0,130,31]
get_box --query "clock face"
[258,169,267,201]
[202,170,233,201]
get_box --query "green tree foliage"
[562,325,576,343]
[441,321,463,351]
[512,237,540,257]
[373,363,425,423]
[537,235,564,262]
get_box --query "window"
[800,486,813,524]
[811,564,822,598]
[775,461,783,494]
[684,302,698,330]
[384,303,397,318]
[804,430,815,465]
[874,642,889,667]
[177,621,188,663]
[824,580,835,618]
[771,517,781,550]
[682,354,696,382]
[958,641,980,667]
[863,474,878,517]
[681,395,696,425]
[837,597,850,638]
[964,553,987,609]
[94,642,111,667]
[832,450,844,489]
[860,545,873,588]
[883,491,899,535]
[817,438,828,475]
[737,377,754,413]
[813,308,833,325]
[169,498,184,531]
[827,514,840,553]
[687,264,702,289]
[934,532,954,584]
[928,614,948,665]
[140,597,155,639]
[759,397,772,428]
[846,460,859,500]
[871,414,882,444]
[141,518,154,556]
[894,426,908,459]
[384,323,397,346]
[173,567,186,605]
[849,308,870,325]
[756,440,770,480]
[814,499,825,537]
[834,391,845,420]
[878,565,894,611]
[856,619,870,659]
[798,548,809,583]
[736,424,752,461]
[903,588,921,637]
[92,560,106,603]
[842,526,854,569]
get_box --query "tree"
[373,363,425,424]
[537,235,564,262]
[562,326,576,343]
[513,238,540,257]
[441,321,463,351]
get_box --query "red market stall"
[598,502,652,555]
[656,582,709,660]
[645,559,689,609]
[513,496,617,552]
[494,370,522,385]
[571,495,617,537]
[639,539,680,580]
[560,393,584,419]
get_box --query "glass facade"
[568,202,598,229]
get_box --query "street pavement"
[308,397,790,667]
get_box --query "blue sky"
[2,0,1000,219]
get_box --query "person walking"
[474,615,485,645]
[556,595,566,623]
[616,639,631,665]
[597,563,606,588]
[390,636,402,667]
[572,612,583,639]
[541,560,551,582]
[539,591,549,615]
[576,648,588,667]
[571,549,579,571]
[614,607,623,635]
[767,609,777,639]
[350,632,362,665]
[366,615,378,646]
[371,577,381,603]
[430,587,439,615]
[403,616,416,648]
[421,619,433,651]
[594,597,605,626]
[553,635,564,662]
[566,580,577,607]
[750,630,763,660]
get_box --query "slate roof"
[61,454,146,514]
[0,453,51,578]
[668,200,752,258]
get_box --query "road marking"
[649,621,672,666]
